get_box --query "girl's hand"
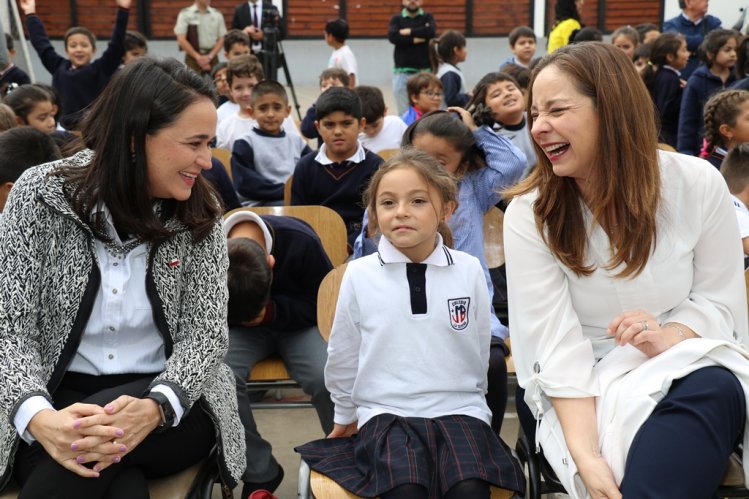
[607,309,685,358]
[18,0,36,15]
[327,422,358,438]
[576,454,622,499]
[116,0,131,9]
[448,106,476,131]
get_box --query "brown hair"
[226,54,263,87]
[406,72,442,105]
[703,89,749,152]
[505,42,660,278]
[721,143,749,194]
[364,148,458,249]
[319,67,350,87]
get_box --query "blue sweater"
[678,65,735,156]
[649,67,683,148]
[662,13,722,80]
[26,8,128,129]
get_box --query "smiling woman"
[0,58,245,498]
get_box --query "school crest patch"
[448,297,470,331]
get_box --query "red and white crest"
[448,297,470,331]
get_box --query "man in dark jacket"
[232,1,285,78]
[663,0,721,80]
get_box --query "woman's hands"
[608,309,690,358]
[327,422,358,438]
[18,0,35,15]
[575,454,622,499]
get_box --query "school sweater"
[678,64,735,156]
[291,144,383,248]
[436,62,469,107]
[650,66,683,148]
[26,8,128,129]
[493,115,536,174]
[232,127,312,203]
[0,63,31,87]
[325,235,492,427]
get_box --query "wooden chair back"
[284,175,293,206]
[226,205,348,266]
[484,207,505,269]
[377,148,399,161]
[316,263,349,342]
[211,147,232,182]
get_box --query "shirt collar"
[401,7,424,17]
[376,233,453,267]
[314,142,366,165]
[663,65,682,76]
[681,11,703,25]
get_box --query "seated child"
[499,26,539,69]
[123,30,148,65]
[720,143,749,258]
[19,0,130,129]
[291,87,383,249]
[469,72,537,174]
[4,84,57,134]
[216,54,262,126]
[224,29,251,61]
[355,85,407,154]
[300,67,349,145]
[0,104,17,132]
[402,72,443,126]
[0,126,61,215]
[231,80,312,205]
[636,23,660,45]
[211,62,232,107]
[325,19,357,87]
[497,62,531,94]
[296,149,524,498]
[702,89,749,168]
[0,33,31,90]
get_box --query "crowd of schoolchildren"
[2,0,749,498]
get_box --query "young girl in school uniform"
[429,30,470,108]
[702,89,749,168]
[297,149,524,499]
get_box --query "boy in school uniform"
[499,26,539,69]
[324,19,357,87]
[216,55,263,146]
[355,85,407,154]
[721,143,749,259]
[291,87,383,249]
[1,34,31,90]
[224,29,251,61]
[231,81,311,205]
[300,68,349,146]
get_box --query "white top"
[325,235,492,428]
[216,111,300,152]
[504,150,749,494]
[732,194,749,242]
[217,101,240,126]
[328,44,358,81]
[358,115,407,154]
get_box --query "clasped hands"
[27,395,161,478]
[608,309,689,358]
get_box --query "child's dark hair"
[211,61,228,79]
[635,23,659,43]
[227,238,273,324]
[698,29,740,66]
[224,29,250,52]
[721,143,749,194]
[4,33,13,51]
[124,30,148,52]
[0,103,15,132]
[325,19,349,43]
[354,86,385,124]
[509,26,536,46]
[319,67,349,87]
[573,27,603,43]
[499,63,530,91]
[64,27,96,50]
[642,33,684,90]
[226,54,263,87]
[315,86,362,121]
[3,85,53,122]
[406,72,442,104]
[0,126,62,184]
[736,36,749,80]
[611,26,639,48]
[429,30,466,73]
[633,42,652,62]
[552,0,581,25]
[364,148,458,248]
[251,80,288,104]
[402,110,486,177]
[703,89,749,151]
[468,72,521,127]
[32,83,62,124]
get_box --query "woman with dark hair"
[0,57,245,498]
[547,0,584,53]
[505,42,749,499]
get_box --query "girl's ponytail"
[429,37,441,73]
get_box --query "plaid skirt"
[295,413,525,498]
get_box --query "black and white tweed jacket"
[0,150,245,489]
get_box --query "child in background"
[355,85,407,154]
[0,104,15,131]
[498,63,531,94]
[632,42,652,76]
[469,72,536,174]
[402,72,443,125]
[430,30,470,107]
[643,32,689,148]
[702,89,749,168]
[733,36,749,90]
[19,0,131,129]
[721,143,749,259]
[291,87,383,249]
[678,29,739,156]
[611,25,639,60]
[572,26,603,43]
[300,68,349,146]
[325,19,357,87]
[296,149,524,499]
[123,30,148,65]
[216,54,262,125]
[4,84,56,134]
[211,62,232,107]
[499,26,538,69]
[0,34,31,89]
[636,23,660,45]
[224,29,251,61]
[231,81,312,205]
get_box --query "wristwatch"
[145,392,176,433]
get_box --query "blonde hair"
[364,148,458,248]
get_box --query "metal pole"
[8,0,35,82]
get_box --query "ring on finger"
[641,320,649,331]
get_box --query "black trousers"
[14,372,216,499]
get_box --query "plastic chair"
[211,148,232,182]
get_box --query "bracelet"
[663,322,687,342]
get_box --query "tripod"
[261,27,301,121]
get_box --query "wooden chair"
[283,175,293,206]
[224,206,348,408]
[211,148,232,182]
[377,148,399,161]
[483,206,505,269]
